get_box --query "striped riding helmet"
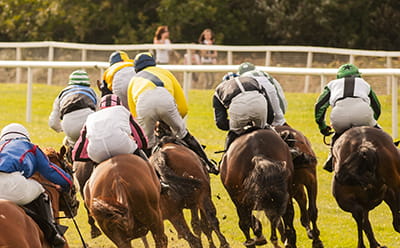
[0,123,30,142]
[134,52,156,72]
[109,51,131,66]
[68,70,90,86]
[100,94,121,109]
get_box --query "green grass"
[0,83,399,248]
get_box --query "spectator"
[153,25,171,64]
[198,28,217,88]
[100,51,135,109]
[314,63,381,172]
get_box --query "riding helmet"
[337,64,361,79]
[238,62,256,75]
[68,70,90,86]
[134,52,156,72]
[0,123,30,141]
[100,94,122,109]
[109,51,131,66]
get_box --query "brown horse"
[150,135,230,248]
[220,127,296,248]
[0,146,79,248]
[332,126,400,248]
[84,153,167,248]
[275,125,323,248]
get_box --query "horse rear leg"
[281,199,297,248]
[200,198,230,248]
[384,188,400,233]
[236,206,258,247]
[169,212,202,248]
[352,207,383,248]
[293,185,311,238]
[304,176,324,248]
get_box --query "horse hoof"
[312,239,324,248]
[91,228,102,239]
[255,235,267,246]
[306,229,313,239]
[243,239,256,247]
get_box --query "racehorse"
[275,125,323,248]
[0,146,79,248]
[150,138,230,248]
[332,126,400,248]
[84,153,167,248]
[150,120,230,248]
[220,127,296,248]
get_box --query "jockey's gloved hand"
[320,126,333,136]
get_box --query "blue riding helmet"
[134,52,156,72]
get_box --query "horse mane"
[335,142,378,187]
[151,150,202,203]
[243,155,289,214]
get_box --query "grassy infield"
[0,83,399,248]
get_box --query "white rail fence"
[0,60,398,138]
[1,41,400,93]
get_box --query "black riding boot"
[183,132,219,175]
[134,148,170,193]
[225,131,239,151]
[323,132,340,172]
[23,193,66,248]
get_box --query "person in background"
[213,72,271,150]
[128,52,219,175]
[48,70,98,151]
[198,28,217,88]
[0,123,72,248]
[153,25,171,64]
[100,51,135,109]
[314,63,381,172]
[238,62,288,126]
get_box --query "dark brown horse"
[332,126,400,248]
[275,125,323,248]
[84,153,167,248]
[150,136,230,248]
[0,147,79,248]
[220,128,296,248]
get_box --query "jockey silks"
[58,85,97,119]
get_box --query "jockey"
[213,72,271,150]
[0,123,73,248]
[314,63,381,172]
[73,94,169,192]
[100,51,136,109]
[48,70,98,150]
[238,62,288,126]
[127,52,219,175]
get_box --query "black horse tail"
[335,142,378,187]
[243,155,289,215]
[91,178,131,232]
[151,151,202,203]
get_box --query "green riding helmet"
[336,63,361,79]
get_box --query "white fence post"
[392,76,398,138]
[26,67,33,122]
[16,48,21,84]
[47,45,54,85]
[304,51,313,93]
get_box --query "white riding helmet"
[0,123,30,142]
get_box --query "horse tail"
[335,142,378,187]
[243,155,289,215]
[152,151,202,203]
[91,177,130,232]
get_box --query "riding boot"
[323,132,340,172]
[182,132,219,175]
[225,131,239,151]
[133,148,170,194]
[23,193,66,248]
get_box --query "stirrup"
[207,159,220,175]
[160,182,170,194]
[323,156,333,172]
